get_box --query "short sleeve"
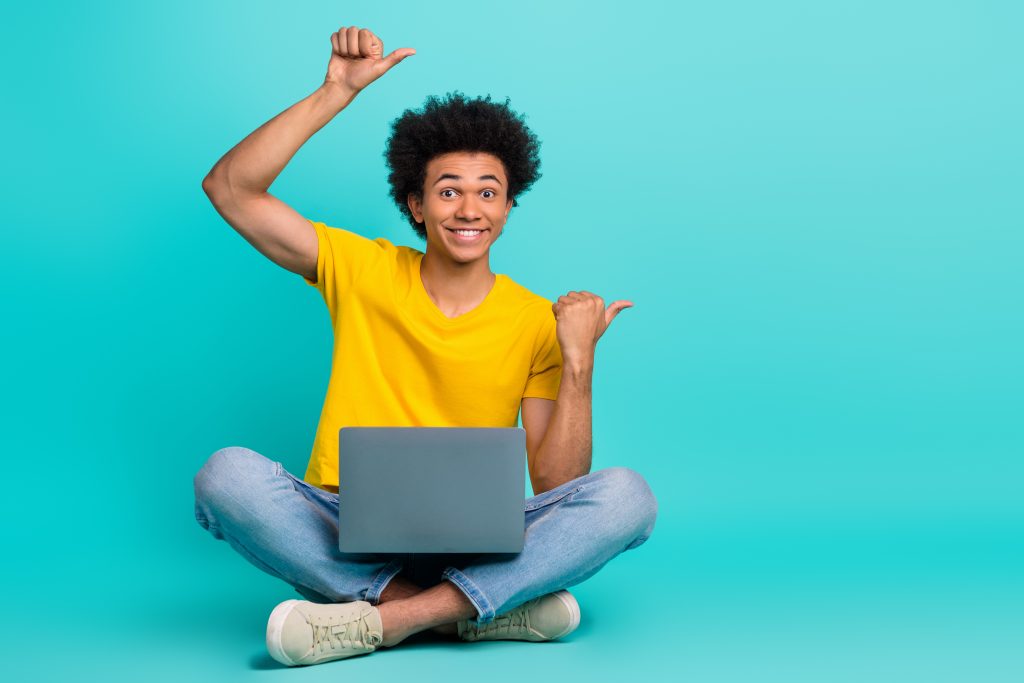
[522,307,563,400]
[301,219,391,309]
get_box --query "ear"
[505,197,513,219]
[407,192,424,223]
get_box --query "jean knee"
[194,446,275,519]
[597,466,658,548]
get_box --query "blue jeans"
[193,446,657,625]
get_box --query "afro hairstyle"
[383,91,542,239]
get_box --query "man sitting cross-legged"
[196,23,658,667]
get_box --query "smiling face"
[407,151,514,265]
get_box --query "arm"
[201,26,415,280]
[201,84,349,280]
[521,359,593,495]
[522,292,633,495]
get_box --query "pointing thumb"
[382,48,416,70]
[604,300,633,326]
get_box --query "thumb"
[381,47,416,71]
[604,300,633,327]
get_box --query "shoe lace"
[310,607,382,653]
[468,604,532,638]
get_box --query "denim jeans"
[193,446,657,625]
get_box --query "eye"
[482,190,495,199]
[441,189,457,198]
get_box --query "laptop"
[337,426,526,553]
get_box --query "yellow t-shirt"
[300,219,563,492]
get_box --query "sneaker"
[266,599,383,667]
[457,590,581,642]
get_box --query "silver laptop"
[337,427,526,553]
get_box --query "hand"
[551,291,633,363]
[324,26,415,94]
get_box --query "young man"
[195,25,657,667]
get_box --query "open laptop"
[337,426,526,553]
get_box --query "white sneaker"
[266,599,383,666]
[457,590,581,642]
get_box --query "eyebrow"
[432,173,503,187]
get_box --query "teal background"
[2,0,1021,680]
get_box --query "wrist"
[317,80,359,111]
[562,354,594,379]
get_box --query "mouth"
[444,226,488,242]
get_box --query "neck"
[420,247,495,318]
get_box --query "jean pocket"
[524,484,584,512]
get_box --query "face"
[407,151,514,265]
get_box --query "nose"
[454,194,483,221]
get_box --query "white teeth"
[453,229,481,236]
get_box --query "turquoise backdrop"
[2,1,1021,681]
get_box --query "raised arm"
[201,26,415,280]
[525,292,633,494]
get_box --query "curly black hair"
[383,91,542,239]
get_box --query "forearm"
[531,357,594,494]
[204,81,358,194]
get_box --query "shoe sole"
[266,599,301,666]
[551,590,581,639]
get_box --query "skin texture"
[326,26,416,94]
[407,152,514,319]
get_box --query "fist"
[325,26,415,93]
[551,291,633,362]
